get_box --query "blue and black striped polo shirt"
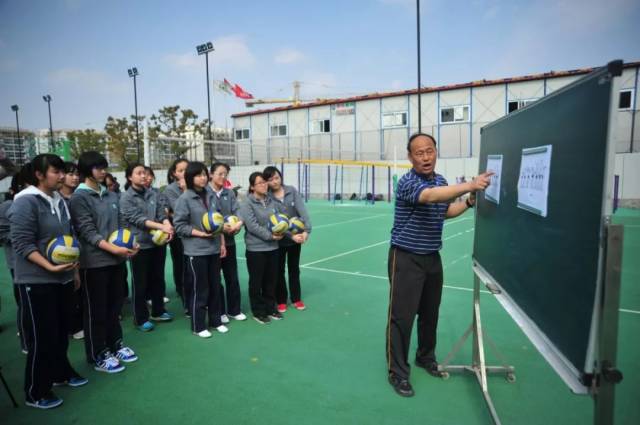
[390,169,449,255]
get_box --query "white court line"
[301,240,389,267]
[313,214,387,229]
[443,254,470,269]
[620,308,640,315]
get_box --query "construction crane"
[245,81,330,107]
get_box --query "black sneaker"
[268,312,283,321]
[415,359,441,377]
[253,315,271,325]
[388,374,414,397]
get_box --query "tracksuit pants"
[17,282,81,402]
[11,269,29,352]
[386,247,444,380]
[184,254,223,332]
[219,244,242,316]
[81,264,126,363]
[169,238,185,307]
[276,244,302,304]
[131,247,166,325]
[245,249,279,318]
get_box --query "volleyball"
[108,228,136,250]
[202,211,224,234]
[288,217,305,235]
[225,215,240,226]
[269,213,290,235]
[46,235,80,265]
[150,229,170,246]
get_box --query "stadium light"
[128,67,141,161]
[42,95,54,150]
[196,42,215,151]
[11,104,21,150]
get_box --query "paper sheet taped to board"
[485,154,503,204]
[517,145,552,217]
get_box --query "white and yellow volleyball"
[268,213,290,235]
[108,228,136,249]
[46,235,80,265]
[202,211,224,234]
[224,215,240,226]
[288,217,305,235]
[150,229,170,246]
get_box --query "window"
[440,105,469,123]
[234,128,250,140]
[270,124,287,137]
[311,119,330,134]
[618,89,633,110]
[382,111,407,128]
[508,98,538,114]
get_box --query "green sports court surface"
[0,201,638,425]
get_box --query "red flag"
[232,83,254,99]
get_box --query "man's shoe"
[94,353,125,374]
[25,392,63,409]
[388,374,414,397]
[115,346,138,363]
[415,359,442,377]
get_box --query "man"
[386,133,493,397]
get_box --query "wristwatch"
[465,198,474,208]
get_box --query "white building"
[231,62,640,165]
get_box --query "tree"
[104,115,142,168]
[67,129,107,160]
[149,106,202,159]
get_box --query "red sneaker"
[277,304,287,313]
[293,301,306,311]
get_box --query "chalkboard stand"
[438,264,515,425]
[593,222,624,425]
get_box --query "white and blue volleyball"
[288,217,305,235]
[225,215,240,226]
[46,235,80,265]
[150,229,170,246]
[268,213,290,235]
[108,228,136,249]
[202,211,224,234]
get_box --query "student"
[9,154,87,409]
[120,163,174,331]
[263,166,312,313]
[173,161,227,337]
[59,161,84,340]
[0,171,29,353]
[239,172,285,324]
[209,162,246,323]
[144,166,169,304]
[164,158,189,310]
[70,152,139,374]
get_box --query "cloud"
[164,35,256,72]
[46,68,128,95]
[274,48,305,65]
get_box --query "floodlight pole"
[416,0,422,132]
[43,95,54,151]
[197,42,215,164]
[128,67,141,162]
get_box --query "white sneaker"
[163,296,170,304]
[194,330,212,338]
[215,325,229,334]
[229,313,247,321]
[72,330,84,340]
[221,314,230,324]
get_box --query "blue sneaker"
[94,353,125,374]
[115,346,138,363]
[150,312,173,322]
[53,376,89,387]
[26,392,63,409]
[137,321,155,332]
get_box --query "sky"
[1,0,639,132]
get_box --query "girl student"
[209,162,246,323]
[239,172,286,324]
[263,166,312,313]
[9,154,87,409]
[163,158,189,311]
[69,151,139,374]
[143,166,170,304]
[173,161,227,337]
[120,163,174,332]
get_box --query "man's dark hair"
[262,166,282,181]
[77,151,108,180]
[184,161,209,190]
[407,133,437,152]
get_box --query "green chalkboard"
[474,62,621,384]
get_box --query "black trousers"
[131,247,166,325]
[67,285,83,335]
[219,244,242,316]
[81,264,126,363]
[184,254,222,332]
[276,244,302,304]
[386,247,444,380]
[245,250,278,317]
[146,245,168,300]
[11,269,29,351]
[169,238,185,306]
[18,282,80,402]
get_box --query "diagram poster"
[517,145,553,217]
[485,154,503,204]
